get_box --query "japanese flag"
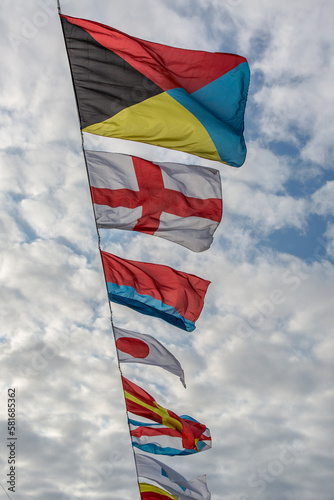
[114,326,185,387]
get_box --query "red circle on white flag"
[116,337,150,358]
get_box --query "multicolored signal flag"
[61,15,250,167]
[122,376,207,451]
[129,416,211,456]
[139,483,178,500]
[136,454,211,500]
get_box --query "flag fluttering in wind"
[61,15,250,167]
[86,151,222,252]
[122,377,207,452]
[101,251,210,332]
[136,454,211,500]
[114,326,186,387]
[129,417,211,456]
[139,483,178,500]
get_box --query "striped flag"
[86,151,222,252]
[139,483,178,500]
[136,454,211,500]
[129,416,211,456]
[114,326,186,387]
[122,377,206,451]
[61,15,249,167]
[101,251,210,332]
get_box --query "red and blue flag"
[129,417,211,456]
[101,251,210,332]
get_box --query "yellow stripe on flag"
[139,482,178,500]
[123,390,183,433]
[83,92,222,163]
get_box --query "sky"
[1,1,334,499]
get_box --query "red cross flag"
[86,151,222,252]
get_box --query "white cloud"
[248,1,334,167]
[234,143,291,192]
[224,182,308,233]
[1,1,334,500]
[311,181,334,216]
[324,223,334,259]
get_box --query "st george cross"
[86,151,222,252]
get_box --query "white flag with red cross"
[86,151,222,252]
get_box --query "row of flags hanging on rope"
[59,7,249,499]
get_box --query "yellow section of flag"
[139,482,178,499]
[83,92,221,163]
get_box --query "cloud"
[311,181,334,216]
[247,1,334,167]
[1,1,334,500]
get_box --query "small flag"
[139,483,178,500]
[135,454,211,500]
[61,15,250,167]
[86,151,222,252]
[101,251,210,332]
[114,326,186,387]
[122,376,206,451]
[129,416,211,456]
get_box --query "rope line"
[58,10,143,499]
[0,483,13,500]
